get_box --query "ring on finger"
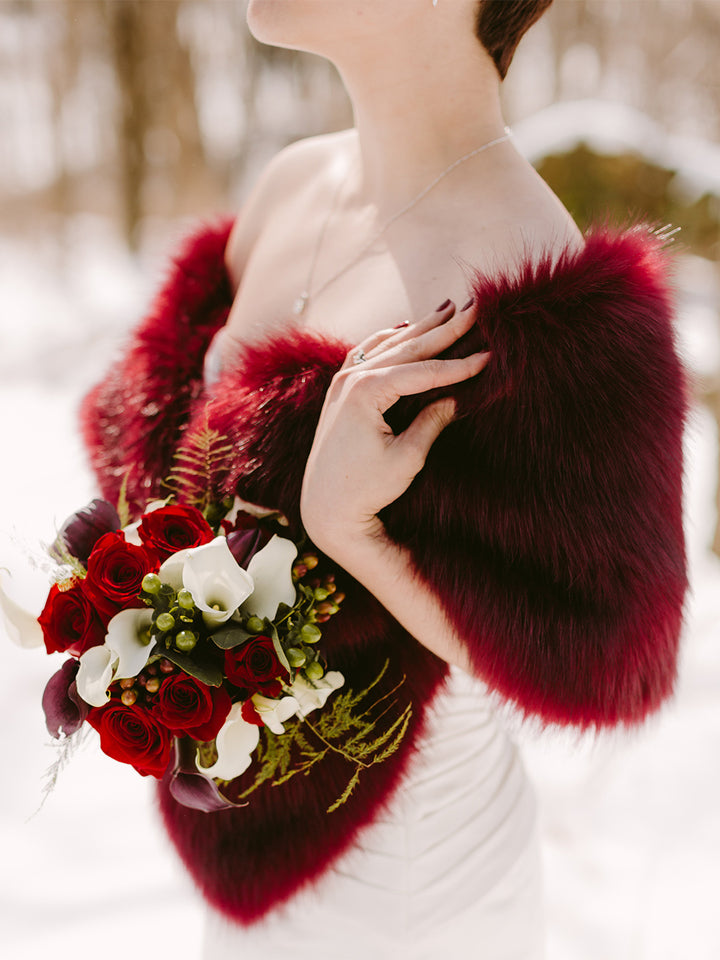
[352,348,367,365]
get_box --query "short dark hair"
[475,0,554,80]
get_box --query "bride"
[79,1,687,957]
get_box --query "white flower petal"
[158,548,194,592]
[251,693,299,735]
[122,521,142,546]
[196,702,260,780]
[0,569,44,648]
[242,535,297,621]
[223,497,277,525]
[183,537,254,627]
[289,671,345,718]
[76,646,115,707]
[106,608,155,679]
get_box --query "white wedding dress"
[201,331,545,960]
[201,667,544,960]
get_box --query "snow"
[1,215,719,960]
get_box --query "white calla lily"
[76,645,115,707]
[289,671,345,718]
[105,607,155,679]
[242,535,297,621]
[196,702,259,780]
[251,693,300,735]
[75,608,154,707]
[183,537,254,627]
[0,569,43,648]
[158,548,193,592]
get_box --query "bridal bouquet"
[3,495,376,812]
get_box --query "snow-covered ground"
[1,213,719,960]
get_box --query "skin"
[223,0,584,670]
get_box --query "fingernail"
[435,298,452,311]
[393,319,410,329]
[461,297,474,312]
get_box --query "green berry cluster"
[141,573,200,653]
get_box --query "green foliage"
[537,144,720,260]
[165,425,235,518]
[116,473,132,528]
[236,661,412,812]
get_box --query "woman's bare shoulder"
[224,130,356,287]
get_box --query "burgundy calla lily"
[51,499,121,565]
[226,527,272,570]
[164,738,247,813]
[42,659,90,737]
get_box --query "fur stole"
[79,217,688,923]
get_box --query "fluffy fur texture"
[80,218,688,923]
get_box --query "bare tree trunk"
[105,0,148,250]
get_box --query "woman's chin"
[246,0,317,50]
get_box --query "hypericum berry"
[156,612,175,632]
[177,589,194,610]
[119,678,135,689]
[245,615,265,634]
[292,563,308,579]
[145,677,161,694]
[301,554,319,571]
[300,624,321,644]
[313,587,331,602]
[317,601,338,616]
[175,630,198,652]
[142,573,162,595]
[333,591,346,605]
[120,689,137,706]
[159,659,175,674]
[305,661,324,681]
[286,647,306,668]
[315,614,330,623]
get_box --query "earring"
[433,0,438,6]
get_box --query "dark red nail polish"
[435,298,451,312]
[461,298,474,312]
[393,320,410,329]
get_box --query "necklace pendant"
[293,292,309,315]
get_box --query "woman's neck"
[333,19,510,213]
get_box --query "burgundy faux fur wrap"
[80,218,688,923]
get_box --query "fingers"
[395,396,457,470]
[364,350,491,414]
[360,299,479,374]
[341,299,459,370]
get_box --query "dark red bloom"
[83,531,159,617]
[151,674,232,741]
[42,659,90,737]
[224,637,287,697]
[138,504,214,561]
[38,581,106,657]
[51,498,121,565]
[88,702,173,778]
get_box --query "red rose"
[88,702,173,778]
[151,674,232,741]
[138,504,214,561]
[224,637,288,697]
[38,581,106,657]
[83,532,159,617]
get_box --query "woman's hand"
[300,299,490,566]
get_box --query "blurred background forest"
[1,5,720,959]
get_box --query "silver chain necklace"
[292,126,513,316]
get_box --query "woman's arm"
[300,298,490,671]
